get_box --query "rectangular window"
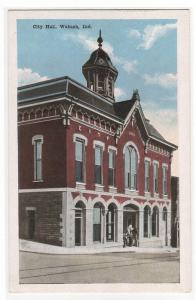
[34,139,42,181]
[163,166,167,195]
[153,163,159,193]
[145,161,150,192]
[27,210,35,240]
[75,139,85,182]
[108,150,115,186]
[95,146,102,184]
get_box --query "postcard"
[8,9,191,293]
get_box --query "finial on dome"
[97,29,103,48]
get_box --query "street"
[19,250,180,284]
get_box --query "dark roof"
[67,81,118,118]
[82,47,118,74]
[145,121,165,140]
[113,99,136,119]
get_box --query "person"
[127,224,133,246]
[123,232,129,247]
[132,226,138,246]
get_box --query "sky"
[17,19,178,175]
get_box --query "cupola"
[82,30,118,102]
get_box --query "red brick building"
[18,32,177,248]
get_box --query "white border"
[5,6,192,298]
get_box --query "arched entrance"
[75,201,86,246]
[123,204,139,233]
[93,202,105,243]
[106,203,117,242]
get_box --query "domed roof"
[83,47,118,73]
[82,30,118,75]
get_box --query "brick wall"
[19,192,62,246]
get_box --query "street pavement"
[19,251,180,284]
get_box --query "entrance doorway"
[93,202,105,243]
[75,201,86,246]
[123,204,139,234]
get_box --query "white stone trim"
[162,163,168,169]
[123,141,140,163]
[76,182,86,190]
[32,134,43,145]
[153,160,159,166]
[108,145,117,154]
[73,133,88,146]
[93,140,105,150]
[144,191,151,199]
[25,207,36,211]
[144,157,151,164]
[95,184,104,192]
[122,199,141,209]
[125,189,139,196]
[108,186,117,193]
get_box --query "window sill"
[125,189,139,196]
[76,182,86,190]
[108,186,117,193]
[154,192,159,198]
[144,191,151,198]
[163,194,168,199]
[95,184,104,192]
[33,180,43,183]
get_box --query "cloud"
[143,73,177,88]
[128,23,177,50]
[114,87,126,100]
[128,29,141,39]
[63,33,137,74]
[18,68,48,86]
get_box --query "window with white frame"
[145,160,150,192]
[95,146,103,184]
[108,149,115,186]
[153,162,159,194]
[125,146,138,190]
[75,138,85,182]
[32,135,43,181]
[162,165,168,195]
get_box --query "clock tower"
[82,30,118,101]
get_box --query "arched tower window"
[125,146,138,190]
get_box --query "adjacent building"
[18,32,177,248]
[171,176,180,248]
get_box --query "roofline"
[18,75,116,106]
[18,95,124,125]
[149,135,178,150]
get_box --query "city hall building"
[18,32,177,248]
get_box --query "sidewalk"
[20,239,179,255]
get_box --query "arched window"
[75,201,86,246]
[93,203,104,242]
[106,203,117,241]
[144,206,151,238]
[125,146,138,190]
[152,207,159,237]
